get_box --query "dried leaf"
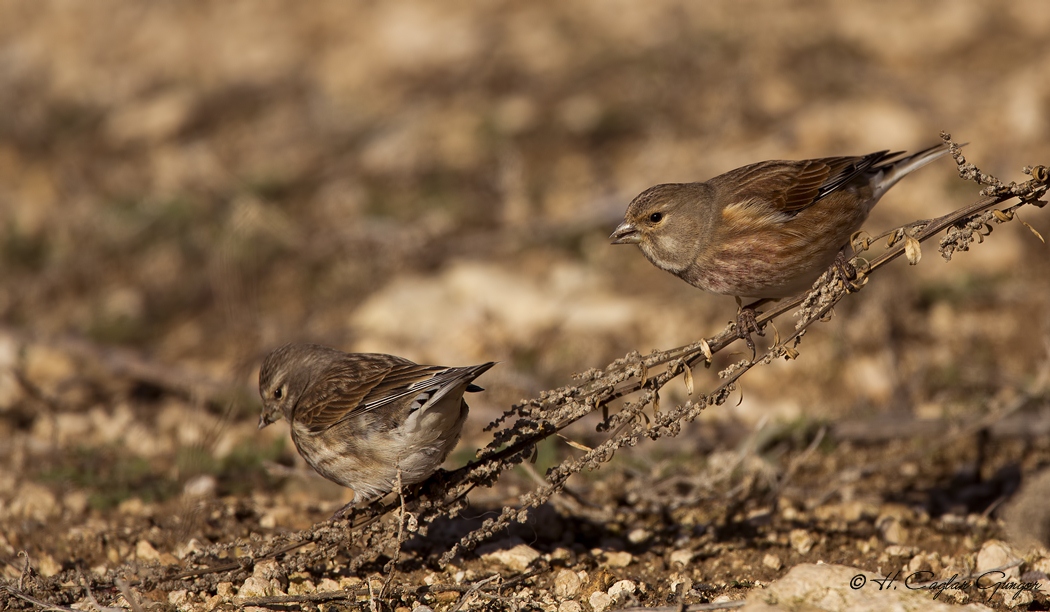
[1032,165,1049,183]
[557,434,593,452]
[699,338,713,362]
[639,362,648,386]
[653,391,660,414]
[783,346,799,360]
[683,364,694,396]
[904,234,922,265]
[992,209,1013,222]
[1021,220,1045,243]
[850,230,871,253]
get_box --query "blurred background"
[1,0,1049,579]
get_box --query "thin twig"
[448,574,501,612]
[2,586,81,612]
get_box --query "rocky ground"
[2,1,1050,611]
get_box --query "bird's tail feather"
[873,142,958,201]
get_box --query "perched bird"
[258,343,495,512]
[610,144,953,301]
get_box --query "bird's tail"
[872,142,958,201]
[423,361,497,407]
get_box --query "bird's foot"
[330,500,358,521]
[831,250,864,292]
[735,298,768,359]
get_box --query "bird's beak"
[258,413,275,430]
[609,222,641,245]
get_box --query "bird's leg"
[330,500,358,520]
[735,296,771,358]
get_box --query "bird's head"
[258,343,313,429]
[610,183,708,274]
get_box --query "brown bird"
[258,343,495,513]
[610,144,952,326]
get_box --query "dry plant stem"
[113,578,145,612]
[1,588,79,612]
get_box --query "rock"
[7,482,59,521]
[168,590,188,607]
[239,559,287,598]
[601,550,633,568]
[64,490,89,515]
[814,501,878,523]
[668,572,692,597]
[789,529,814,555]
[239,574,283,598]
[907,552,942,575]
[976,540,1021,578]
[627,528,652,544]
[117,497,150,517]
[876,516,907,545]
[589,590,614,612]
[253,559,285,582]
[36,553,62,578]
[135,540,160,561]
[558,601,582,612]
[22,345,76,395]
[287,577,316,596]
[739,563,994,611]
[174,538,202,560]
[883,545,918,558]
[669,549,694,567]
[608,579,636,598]
[182,474,217,498]
[762,554,782,571]
[478,541,541,572]
[553,569,582,599]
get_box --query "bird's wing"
[292,353,415,432]
[355,361,495,416]
[294,355,494,433]
[723,151,895,217]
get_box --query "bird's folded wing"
[722,151,893,218]
[356,362,495,415]
[294,353,415,431]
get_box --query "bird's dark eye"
[649,212,663,223]
[274,388,283,400]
